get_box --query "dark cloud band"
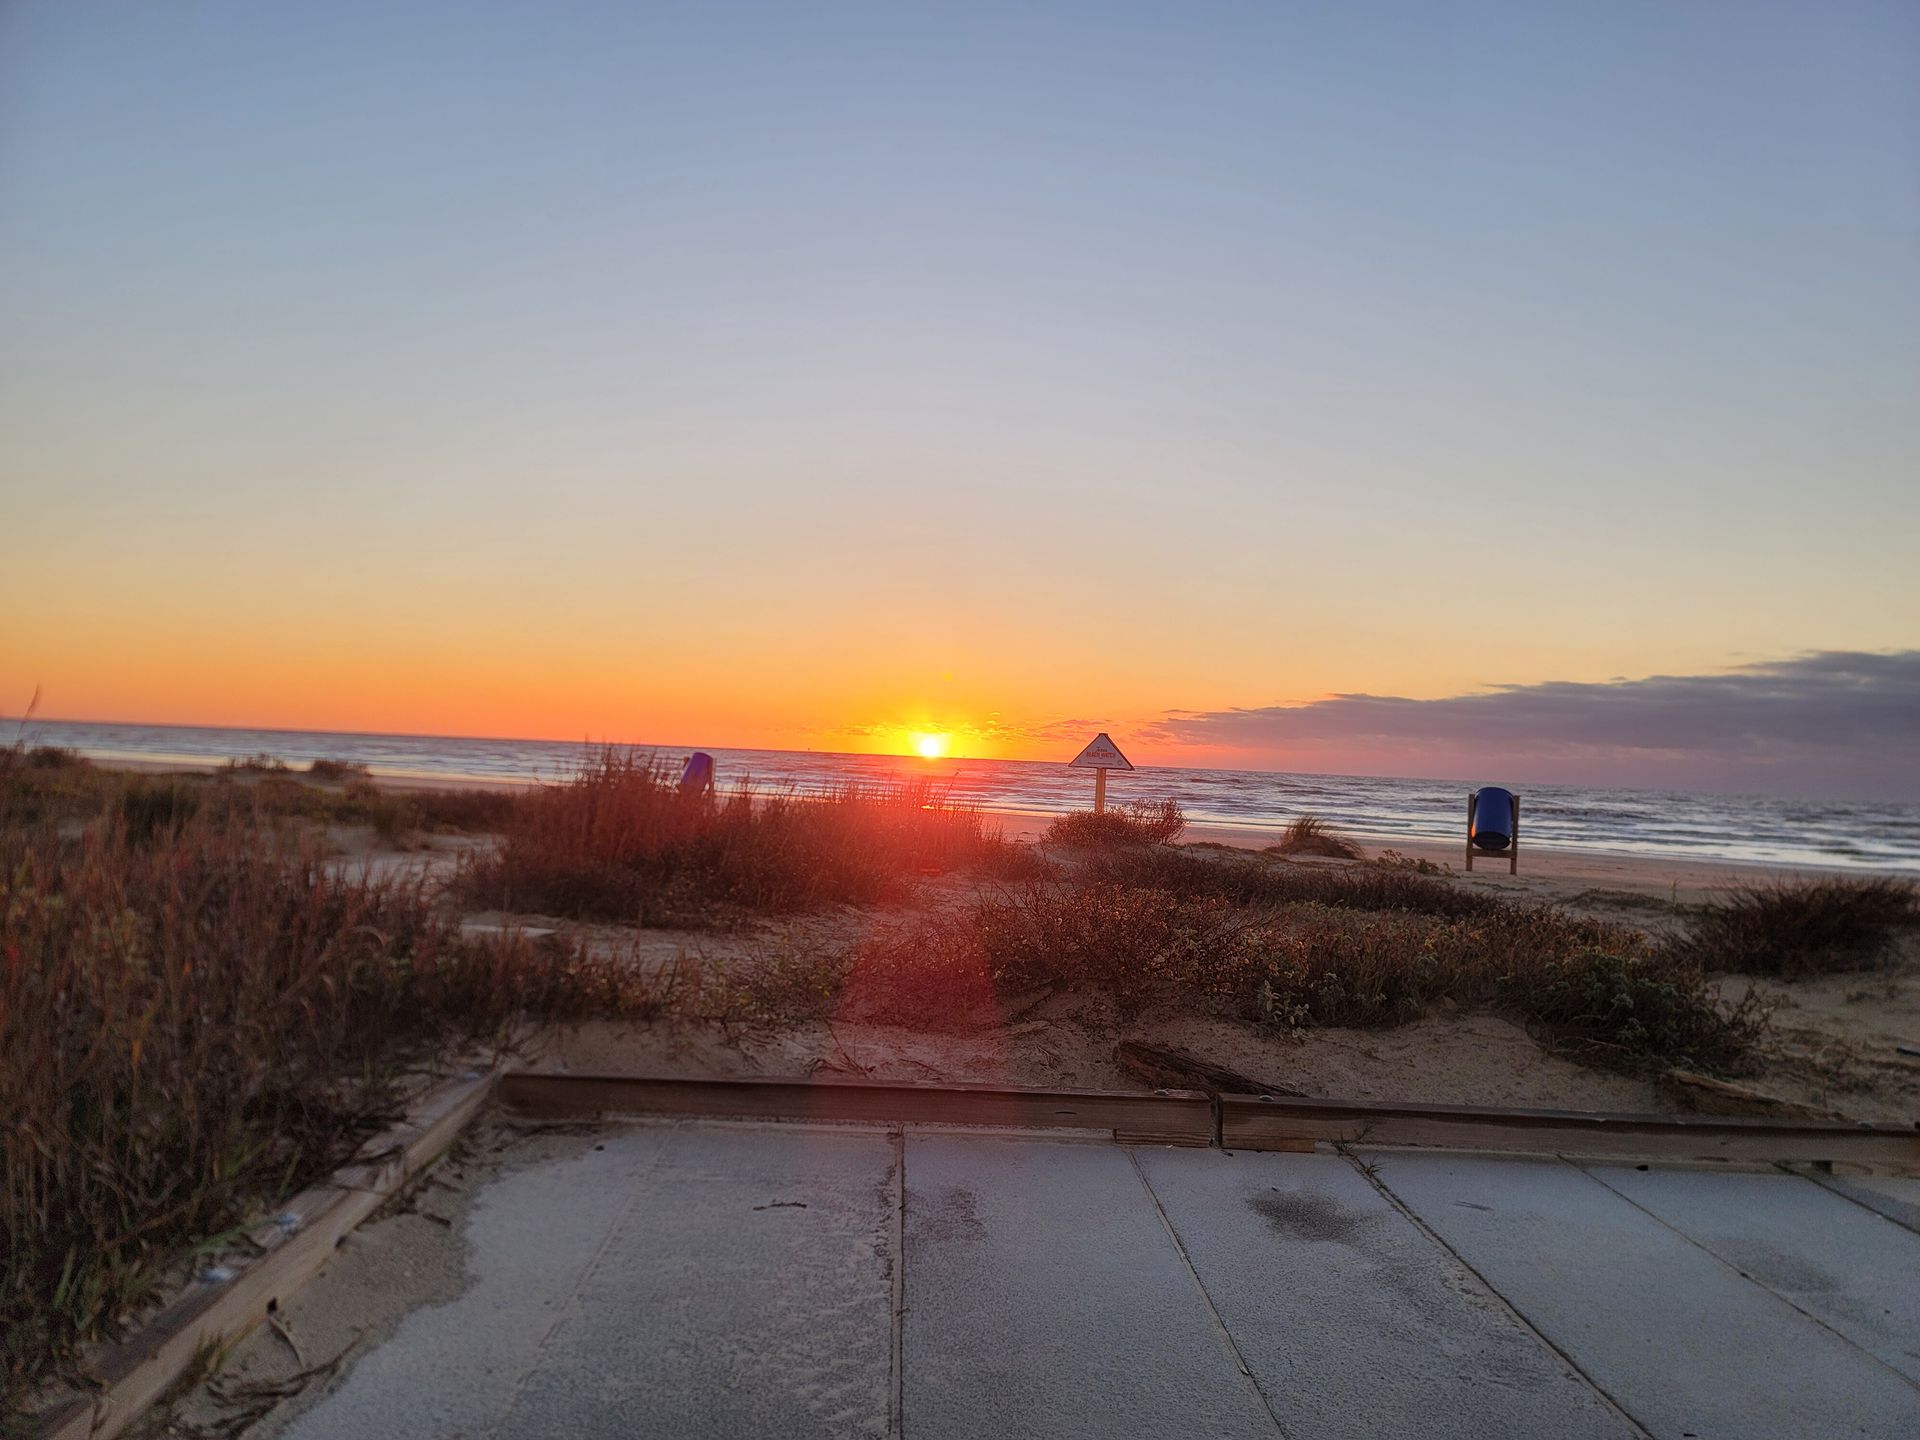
[1144,651,1920,797]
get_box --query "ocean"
[14,719,1918,873]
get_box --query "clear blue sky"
[2,1,1916,794]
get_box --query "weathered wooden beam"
[497,1071,1215,1146]
[30,1067,499,1440]
[1218,1093,1920,1169]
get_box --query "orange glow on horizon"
[6,510,1776,779]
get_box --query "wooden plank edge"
[497,1071,1215,1145]
[496,1073,1916,1165]
[30,1066,500,1440]
[1219,1092,1920,1135]
[1218,1094,1920,1168]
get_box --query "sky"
[2,1,1916,797]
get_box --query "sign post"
[1068,732,1134,813]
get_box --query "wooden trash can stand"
[1467,786,1519,874]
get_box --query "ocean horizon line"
[14,717,1919,873]
[2,712,1869,810]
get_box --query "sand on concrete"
[142,1120,604,1440]
[151,1120,1920,1440]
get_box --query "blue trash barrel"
[678,751,715,794]
[1471,787,1515,851]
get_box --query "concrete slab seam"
[888,1126,906,1440]
[1123,1147,1292,1440]
[487,1118,686,1437]
[1782,1163,1920,1239]
[1349,1150,1656,1440]
[1571,1158,1920,1399]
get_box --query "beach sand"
[112,755,1898,899]
[492,846,1919,1128]
[109,759,1920,1122]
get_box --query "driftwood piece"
[1112,1041,1305,1099]
[1662,1069,1840,1121]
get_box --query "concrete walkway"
[282,1121,1920,1440]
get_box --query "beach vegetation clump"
[0,748,125,825]
[848,882,1257,1024]
[116,774,203,843]
[690,940,855,1027]
[850,873,1767,1071]
[1084,846,1498,920]
[1042,799,1186,849]
[0,802,665,1413]
[971,882,1253,1010]
[403,785,520,833]
[1665,877,1920,978]
[21,745,88,771]
[0,749,517,850]
[306,756,371,781]
[284,775,516,841]
[224,752,290,773]
[1266,813,1366,860]
[1376,849,1451,875]
[1517,947,1773,1073]
[461,746,1018,926]
[1247,904,1769,1071]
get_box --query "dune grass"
[0,750,514,850]
[233,769,518,843]
[1042,799,1186,849]
[461,746,1031,926]
[1084,845,1501,920]
[0,769,663,1414]
[18,745,86,771]
[852,866,1770,1071]
[1666,877,1920,978]
[4,744,1865,1408]
[224,752,290,773]
[305,757,370,781]
[1266,813,1365,860]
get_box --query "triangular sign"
[1068,733,1134,771]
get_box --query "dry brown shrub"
[0,805,661,1409]
[1266,813,1365,859]
[463,746,1021,925]
[1043,799,1186,849]
[1664,877,1919,978]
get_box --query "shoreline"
[90,754,1909,890]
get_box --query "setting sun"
[914,733,949,759]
